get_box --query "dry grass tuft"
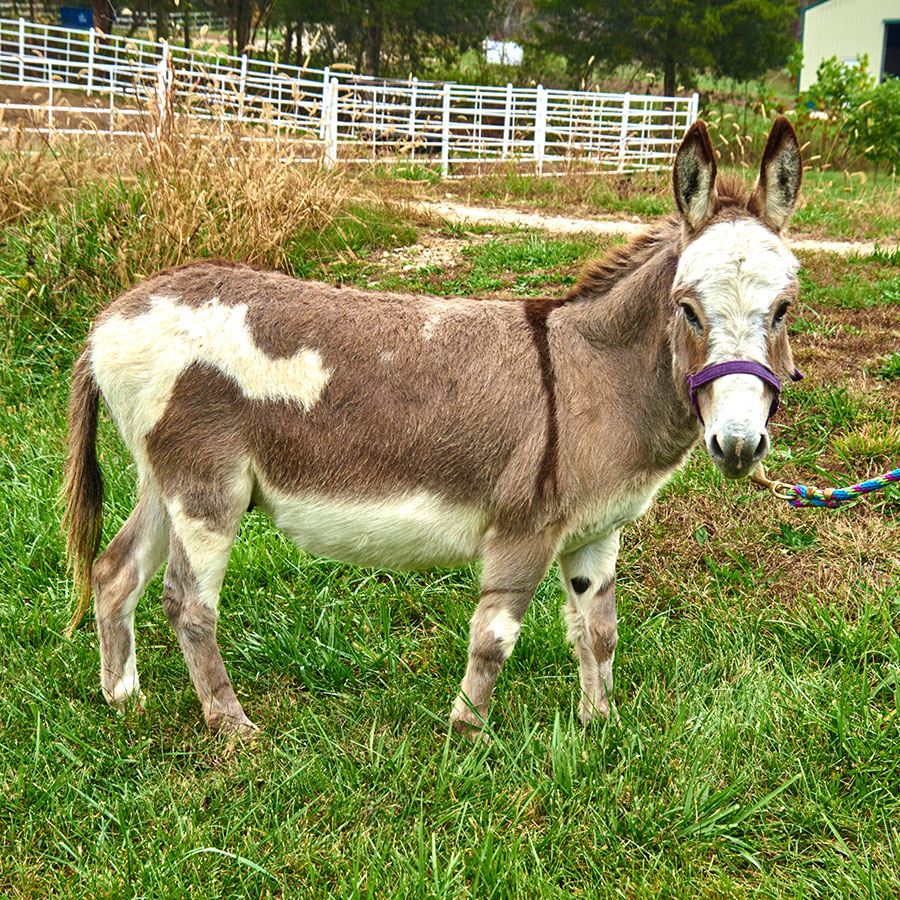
[0,111,378,282]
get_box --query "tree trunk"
[284,19,293,62]
[234,0,252,56]
[182,0,191,49]
[365,5,383,76]
[155,0,169,41]
[93,0,114,35]
[295,24,303,67]
[663,59,676,98]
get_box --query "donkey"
[64,117,803,738]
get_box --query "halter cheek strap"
[687,361,803,426]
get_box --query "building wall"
[800,0,900,91]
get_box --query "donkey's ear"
[673,120,718,233]
[748,116,802,232]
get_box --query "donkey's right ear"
[673,121,718,233]
[747,115,802,232]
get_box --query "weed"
[875,352,900,381]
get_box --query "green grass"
[2,173,900,898]
[439,166,900,243]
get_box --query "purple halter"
[687,361,803,426]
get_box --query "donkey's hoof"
[107,688,147,716]
[209,713,259,741]
[451,717,491,744]
[579,700,620,729]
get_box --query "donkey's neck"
[554,226,699,482]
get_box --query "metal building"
[799,0,900,91]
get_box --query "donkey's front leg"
[559,532,620,725]
[451,533,556,739]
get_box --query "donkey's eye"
[772,301,790,329]
[681,304,703,334]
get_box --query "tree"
[704,0,795,83]
[92,0,114,35]
[533,0,795,97]
[274,0,497,78]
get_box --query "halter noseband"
[687,361,803,426]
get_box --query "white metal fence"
[0,17,699,173]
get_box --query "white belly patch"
[256,483,490,570]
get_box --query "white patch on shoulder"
[421,300,457,341]
[255,479,489,571]
[486,609,521,659]
[90,296,332,448]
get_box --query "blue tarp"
[59,7,92,29]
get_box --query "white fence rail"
[0,17,699,173]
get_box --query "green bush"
[847,77,900,173]
[798,56,900,173]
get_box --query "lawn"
[1,131,899,898]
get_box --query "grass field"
[1,131,900,898]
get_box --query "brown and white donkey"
[64,118,803,738]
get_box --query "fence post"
[407,76,418,139]
[238,52,248,119]
[689,91,699,125]
[617,91,631,173]
[319,66,330,138]
[86,26,95,96]
[156,39,170,134]
[48,59,53,130]
[18,17,24,82]
[324,77,338,167]
[501,82,513,159]
[534,84,547,175]
[440,82,451,177]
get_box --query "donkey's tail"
[62,350,103,637]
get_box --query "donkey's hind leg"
[93,491,170,710]
[161,494,255,737]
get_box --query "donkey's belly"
[257,486,490,570]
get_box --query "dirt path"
[415,198,898,256]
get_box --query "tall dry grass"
[0,110,370,281]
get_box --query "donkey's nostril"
[753,433,769,460]
[709,434,724,459]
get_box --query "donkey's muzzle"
[708,428,769,478]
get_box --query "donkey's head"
[669,116,802,478]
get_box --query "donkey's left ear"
[673,120,718,233]
[748,116,802,232]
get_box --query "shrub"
[847,77,900,174]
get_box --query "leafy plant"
[847,77,900,175]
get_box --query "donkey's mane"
[567,173,753,302]
[566,218,680,301]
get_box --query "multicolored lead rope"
[751,464,900,508]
